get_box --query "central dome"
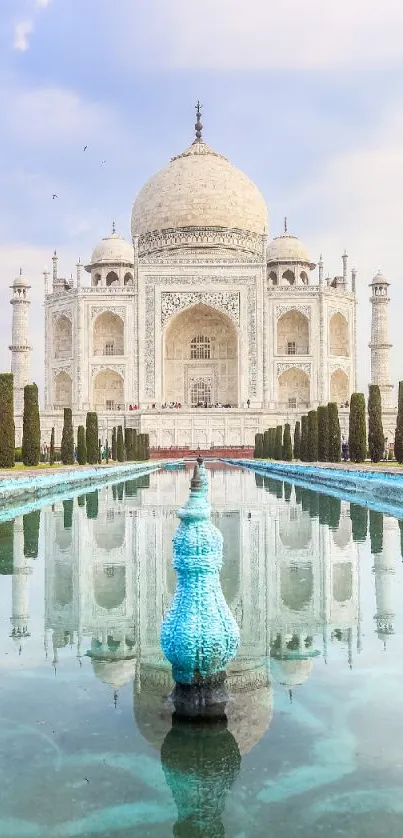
[131,137,268,255]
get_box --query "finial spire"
[194,100,203,140]
[284,216,288,234]
[19,267,23,276]
[112,220,116,234]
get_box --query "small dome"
[88,226,134,269]
[131,137,268,254]
[267,231,315,268]
[91,658,136,689]
[270,656,315,688]
[12,271,30,288]
[370,270,389,285]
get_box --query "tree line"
[254,383,403,464]
[0,373,149,468]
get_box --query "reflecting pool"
[1,463,403,837]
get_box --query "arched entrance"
[163,304,238,407]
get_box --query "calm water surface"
[1,463,403,838]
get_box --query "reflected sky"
[0,464,403,837]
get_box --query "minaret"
[369,271,393,410]
[10,517,33,650]
[373,516,397,648]
[9,270,32,414]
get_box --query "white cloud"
[13,0,53,52]
[118,0,403,70]
[13,20,33,51]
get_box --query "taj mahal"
[9,107,396,448]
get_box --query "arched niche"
[279,510,312,549]
[93,312,124,356]
[54,315,72,359]
[212,510,240,607]
[332,514,352,549]
[282,269,295,285]
[92,272,101,287]
[277,310,309,355]
[54,371,72,408]
[93,564,126,610]
[94,515,125,551]
[300,270,309,285]
[329,313,349,356]
[280,563,313,611]
[278,368,310,408]
[55,514,72,551]
[330,369,349,406]
[164,303,238,407]
[93,368,124,411]
[268,270,278,286]
[333,562,353,602]
[106,271,119,287]
[124,272,133,286]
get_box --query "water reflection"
[1,466,403,835]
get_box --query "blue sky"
[1,0,403,395]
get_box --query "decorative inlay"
[91,306,126,321]
[52,309,72,322]
[91,364,126,377]
[144,284,155,398]
[277,362,311,376]
[53,365,73,377]
[275,304,311,320]
[139,227,265,258]
[247,286,257,396]
[161,291,240,327]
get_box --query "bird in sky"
[52,194,58,200]
[101,160,107,165]
[83,145,88,151]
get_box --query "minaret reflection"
[42,468,365,718]
[10,515,38,652]
[370,511,397,648]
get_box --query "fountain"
[161,461,240,718]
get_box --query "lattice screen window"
[105,342,114,356]
[190,335,211,360]
[287,341,296,355]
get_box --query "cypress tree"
[308,490,319,519]
[86,412,99,465]
[98,439,102,464]
[294,485,303,505]
[293,420,301,460]
[300,415,308,462]
[284,482,292,502]
[22,383,40,467]
[77,494,85,508]
[349,393,367,463]
[77,425,86,465]
[317,405,329,462]
[394,381,403,463]
[117,426,125,462]
[63,498,74,529]
[254,433,264,458]
[328,402,341,463]
[0,520,14,574]
[86,490,99,519]
[124,427,131,459]
[368,384,384,463]
[328,496,341,529]
[117,483,124,501]
[282,423,293,461]
[255,473,264,488]
[307,410,318,462]
[132,429,138,459]
[111,426,117,461]
[23,510,40,558]
[369,509,383,554]
[318,493,330,526]
[0,373,15,468]
[267,428,274,458]
[263,429,271,459]
[49,426,55,465]
[144,433,150,460]
[350,503,368,542]
[61,408,74,465]
[274,426,283,460]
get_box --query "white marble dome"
[131,138,268,242]
[267,232,315,268]
[12,271,30,288]
[89,227,134,267]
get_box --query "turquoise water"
[0,463,403,837]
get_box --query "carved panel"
[52,309,72,322]
[277,362,311,376]
[275,304,311,320]
[139,227,264,258]
[247,286,257,397]
[91,364,126,378]
[144,285,155,398]
[91,306,126,321]
[161,291,240,327]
